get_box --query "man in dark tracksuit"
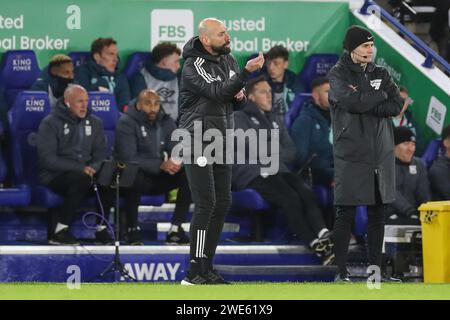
[386,127,431,225]
[429,125,450,200]
[328,25,403,281]
[37,85,112,245]
[74,37,130,112]
[31,54,74,107]
[178,18,264,285]
[114,89,191,245]
[291,77,334,186]
[232,76,334,265]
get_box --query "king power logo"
[151,9,194,50]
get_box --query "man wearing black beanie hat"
[328,25,404,282]
[385,127,430,225]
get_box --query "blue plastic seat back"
[0,50,41,89]
[421,139,443,169]
[7,91,51,185]
[354,206,368,236]
[123,52,152,79]
[284,93,311,132]
[88,91,120,157]
[68,51,90,68]
[298,54,338,92]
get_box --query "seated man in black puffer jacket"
[386,127,431,225]
[232,76,334,265]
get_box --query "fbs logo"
[151,9,193,49]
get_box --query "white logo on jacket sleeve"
[229,70,236,78]
[250,117,260,126]
[141,126,147,137]
[64,123,70,135]
[370,79,382,90]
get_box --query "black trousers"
[248,172,326,243]
[333,176,385,274]
[184,163,231,261]
[121,169,191,230]
[47,171,113,228]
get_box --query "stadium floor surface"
[1,282,450,300]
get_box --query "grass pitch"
[1,282,450,300]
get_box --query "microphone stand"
[97,163,136,282]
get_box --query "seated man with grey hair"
[37,84,113,245]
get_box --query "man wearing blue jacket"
[74,37,130,111]
[291,77,334,186]
[114,89,191,245]
[31,54,74,107]
[37,85,112,245]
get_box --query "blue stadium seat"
[7,91,52,206]
[68,51,90,68]
[421,139,443,169]
[298,53,339,92]
[88,91,120,157]
[232,189,270,211]
[284,93,311,132]
[0,50,41,106]
[313,185,333,208]
[354,206,368,237]
[123,52,152,79]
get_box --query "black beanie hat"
[343,25,374,52]
[394,127,416,146]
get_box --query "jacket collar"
[341,52,376,73]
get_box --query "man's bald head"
[63,84,89,119]
[197,17,231,56]
[137,89,161,121]
[198,18,224,37]
[64,84,87,101]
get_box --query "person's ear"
[444,138,450,149]
[66,102,71,109]
[93,52,101,64]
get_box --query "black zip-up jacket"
[387,157,431,217]
[37,99,107,185]
[328,52,403,205]
[114,102,177,175]
[178,37,250,137]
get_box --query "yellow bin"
[419,201,450,283]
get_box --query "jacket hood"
[340,52,376,73]
[145,60,178,81]
[182,36,220,63]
